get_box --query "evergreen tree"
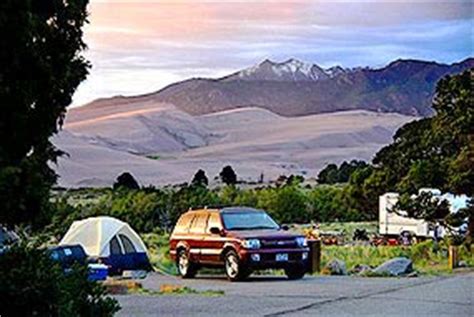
[113,172,140,190]
[191,169,208,187]
[220,165,237,185]
[0,0,90,228]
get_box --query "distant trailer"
[379,189,469,239]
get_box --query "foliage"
[256,185,308,223]
[286,174,305,185]
[191,169,208,187]
[0,0,90,229]
[113,172,140,190]
[48,182,375,239]
[220,165,237,185]
[0,243,120,317]
[344,70,474,239]
[317,160,368,184]
[343,165,380,219]
[394,191,450,222]
[308,186,347,222]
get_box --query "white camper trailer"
[379,189,469,239]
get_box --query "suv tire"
[177,249,197,278]
[285,265,306,280]
[224,250,248,282]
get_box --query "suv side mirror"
[281,225,289,231]
[209,227,222,235]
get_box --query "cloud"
[72,0,473,106]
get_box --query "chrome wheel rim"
[225,254,239,278]
[178,253,188,275]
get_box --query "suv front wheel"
[224,250,249,282]
[177,249,197,278]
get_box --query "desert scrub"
[141,233,177,275]
[321,240,473,276]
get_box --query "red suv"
[170,207,309,281]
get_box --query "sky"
[72,0,473,107]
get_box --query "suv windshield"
[222,212,279,230]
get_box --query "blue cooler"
[88,263,108,281]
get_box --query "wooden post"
[448,245,458,270]
[308,239,321,274]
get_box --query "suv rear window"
[174,213,195,234]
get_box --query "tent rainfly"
[60,216,150,273]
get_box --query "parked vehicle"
[379,188,469,240]
[48,244,108,281]
[170,207,309,281]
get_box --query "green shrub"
[142,233,177,275]
[0,244,120,317]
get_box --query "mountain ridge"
[77,57,473,117]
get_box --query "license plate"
[276,253,288,261]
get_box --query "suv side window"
[174,213,195,234]
[189,213,209,234]
[207,213,222,233]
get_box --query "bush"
[0,244,120,317]
[256,185,308,223]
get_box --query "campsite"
[1,1,473,316]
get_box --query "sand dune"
[65,103,213,154]
[53,106,416,187]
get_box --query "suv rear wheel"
[285,265,306,280]
[177,249,197,278]
[224,250,249,282]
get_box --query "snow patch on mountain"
[230,58,351,82]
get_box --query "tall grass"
[322,240,473,275]
[141,233,177,275]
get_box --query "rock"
[373,257,413,276]
[351,264,372,275]
[325,259,347,275]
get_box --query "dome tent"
[60,216,150,274]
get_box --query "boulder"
[373,257,413,276]
[350,264,372,276]
[325,259,347,275]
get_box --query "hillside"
[78,57,473,117]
